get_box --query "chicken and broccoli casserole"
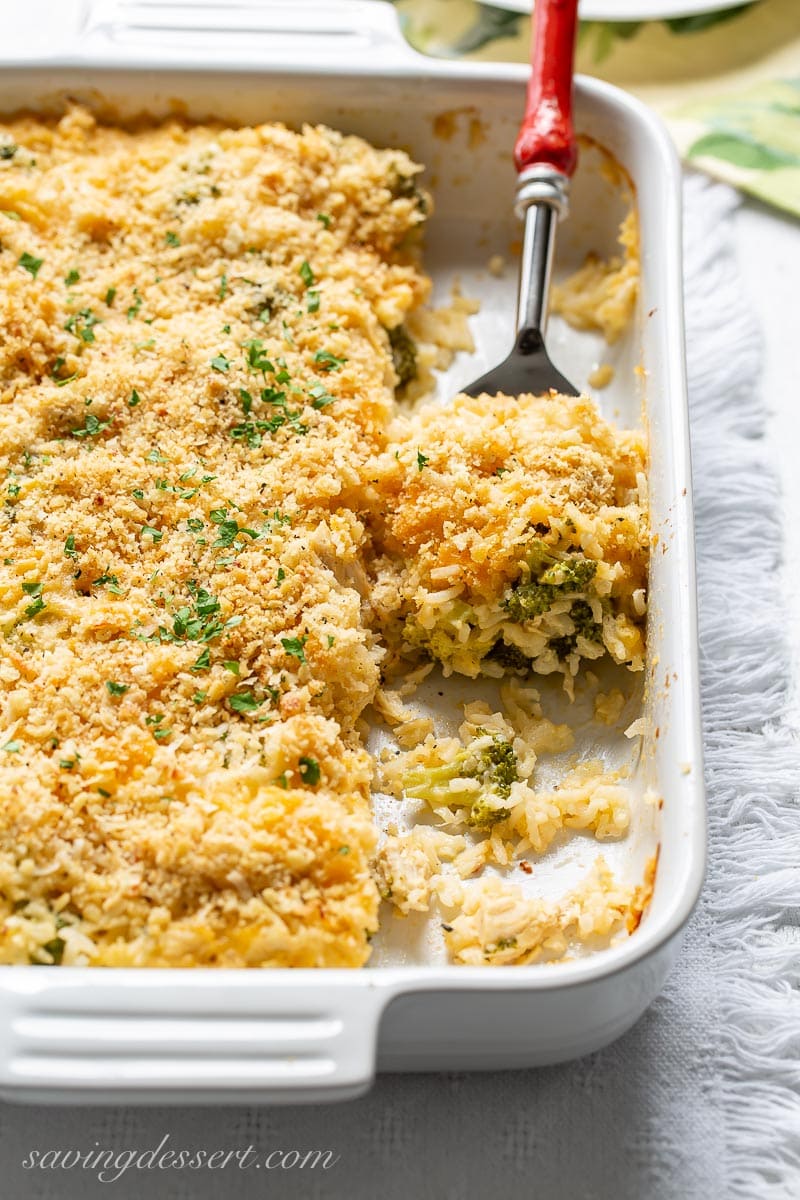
[0,107,649,968]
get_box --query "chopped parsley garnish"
[218,273,228,300]
[308,383,335,410]
[141,584,241,650]
[164,231,181,246]
[307,290,321,314]
[208,509,258,548]
[210,353,231,372]
[105,681,129,696]
[186,518,204,533]
[50,357,77,387]
[229,690,260,714]
[146,710,172,739]
[64,307,100,343]
[313,349,346,372]
[92,570,123,594]
[417,450,429,471]
[299,260,315,287]
[299,756,320,786]
[127,288,143,321]
[63,535,78,559]
[0,144,18,160]
[42,936,65,964]
[64,268,80,286]
[18,252,43,278]
[223,660,240,674]
[71,412,110,439]
[146,448,168,464]
[316,213,331,228]
[230,380,308,445]
[23,589,46,618]
[128,389,141,408]
[264,508,292,528]
[276,567,286,583]
[192,690,207,705]
[141,524,163,543]
[281,635,307,664]
[243,339,273,374]
[2,741,20,753]
[191,648,210,672]
[230,414,302,447]
[145,715,172,742]
[213,518,256,547]
[189,584,220,618]
[105,286,116,307]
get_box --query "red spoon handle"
[513,0,579,178]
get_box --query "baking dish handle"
[0,969,393,1102]
[5,0,426,69]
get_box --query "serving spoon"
[463,0,580,398]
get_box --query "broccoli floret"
[403,602,479,664]
[486,935,518,958]
[540,558,597,590]
[570,599,602,640]
[503,580,558,622]
[479,736,517,797]
[524,538,562,576]
[403,617,460,664]
[468,796,509,829]
[549,601,603,660]
[402,733,517,828]
[504,540,597,623]
[387,165,429,213]
[487,640,531,674]
[550,633,578,660]
[388,324,418,390]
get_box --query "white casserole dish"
[0,0,705,1104]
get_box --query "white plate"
[482,0,754,22]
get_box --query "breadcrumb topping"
[0,107,431,967]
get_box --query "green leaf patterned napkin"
[391,0,800,217]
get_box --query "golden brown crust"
[365,391,646,599]
[0,107,432,967]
